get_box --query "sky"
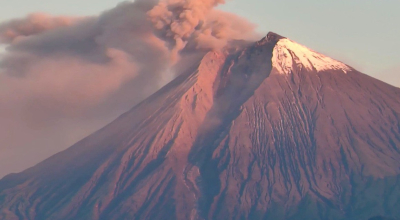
[0,0,399,178]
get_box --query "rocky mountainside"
[1,33,400,220]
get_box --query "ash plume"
[0,13,80,44]
[0,0,257,177]
[148,0,257,60]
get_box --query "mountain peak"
[1,33,400,220]
[259,32,286,43]
[271,37,352,74]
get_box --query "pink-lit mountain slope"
[1,33,400,220]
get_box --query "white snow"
[272,38,351,74]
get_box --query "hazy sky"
[0,0,399,178]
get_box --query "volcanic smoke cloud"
[0,0,257,177]
[0,13,80,44]
[148,0,256,60]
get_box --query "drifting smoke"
[0,0,169,116]
[0,0,257,177]
[0,13,79,44]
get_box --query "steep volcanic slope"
[1,33,400,220]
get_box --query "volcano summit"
[1,33,400,220]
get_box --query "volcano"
[1,33,400,220]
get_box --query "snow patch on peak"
[272,38,351,74]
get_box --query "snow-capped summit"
[272,37,352,74]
